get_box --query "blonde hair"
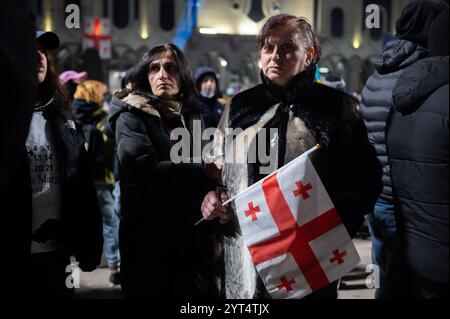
[73,80,106,107]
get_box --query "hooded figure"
[195,66,225,129]
[386,8,449,299]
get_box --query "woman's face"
[148,51,181,99]
[260,30,314,88]
[37,48,48,84]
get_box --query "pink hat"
[59,70,88,85]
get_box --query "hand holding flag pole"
[195,142,360,299]
[194,190,238,226]
[194,144,321,226]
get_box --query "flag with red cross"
[234,145,360,299]
[83,17,112,59]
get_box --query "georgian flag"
[83,17,112,59]
[233,145,360,299]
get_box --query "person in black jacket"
[108,43,219,299]
[26,31,103,299]
[201,14,382,299]
[386,9,449,298]
[360,0,447,298]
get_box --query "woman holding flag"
[201,14,382,299]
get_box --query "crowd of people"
[0,0,447,299]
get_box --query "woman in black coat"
[201,14,382,299]
[109,44,219,299]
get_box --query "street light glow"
[219,58,228,67]
[353,33,362,49]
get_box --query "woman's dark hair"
[257,14,321,64]
[131,43,197,111]
[38,50,70,110]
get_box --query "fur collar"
[114,89,161,118]
[260,64,316,105]
[114,89,188,128]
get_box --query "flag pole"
[194,144,321,226]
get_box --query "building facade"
[32,0,415,93]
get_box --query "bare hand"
[201,190,229,221]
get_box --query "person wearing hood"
[26,31,103,298]
[194,66,224,129]
[201,14,382,299]
[360,0,447,299]
[72,80,119,284]
[386,8,449,299]
[108,43,220,299]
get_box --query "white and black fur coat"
[204,68,382,299]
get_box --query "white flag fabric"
[234,146,360,299]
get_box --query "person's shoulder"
[230,85,266,108]
[309,82,361,123]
